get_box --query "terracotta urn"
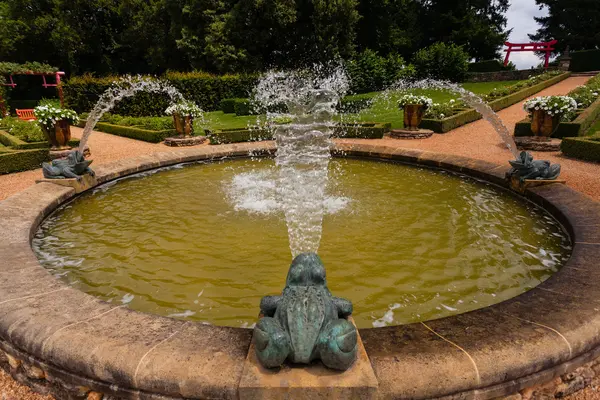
[44,119,72,150]
[403,104,425,131]
[173,114,194,137]
[530,109,559,140]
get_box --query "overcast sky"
[505,0,550,69]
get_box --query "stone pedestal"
[164,136,207,147]
[508,175,566,194]
[238,319,378,400]
[389,128,434,140]
[36,174,98,194]
[515,137,561,152]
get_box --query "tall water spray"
[253,66,349,256]
[78,76,184,152]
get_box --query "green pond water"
[33,158,571,329]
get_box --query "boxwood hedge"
[0,148,49,175]
[63,73,259,116]
[561,136,600,162]
[93,123,176,143]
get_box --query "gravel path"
[1,76,600,400]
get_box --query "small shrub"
[347,49,416,93]
[221,98,238,114]
[234,99,260,116]
[413,42,470,82]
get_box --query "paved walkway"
[1,76,600,400]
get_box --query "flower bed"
[421,71,571,133]
[514,73,600,138]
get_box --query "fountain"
[42,76,185,180]
[6,61,599,399]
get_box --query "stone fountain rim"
[0,140,598,399]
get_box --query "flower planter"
[173,114,194,137]
[403,104,425,131]
[531,109,560,140]
[43,119,72,150]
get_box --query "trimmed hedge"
[570,50,600,73]
[561,136,600,162]
[63,73,259,116]
[94,123,176,143]
[208,128,273,145]
[333,122,391,139]
[220,98,239,114]
[207,122,391,144]
[422,72,571,133]
[0,130,80,150]
[0,148,49,175]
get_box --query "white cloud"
[505,0,550,69]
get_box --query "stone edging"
[0,141,599,400]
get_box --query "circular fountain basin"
[33,158,570,329]
[1,142,600,400]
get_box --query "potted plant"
[398,95,433,131]
[34,105,79,150]
[165,101,203,137]
[523,96,578,140]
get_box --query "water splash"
[252,65,349,256]
[78,76,185,152]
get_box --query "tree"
[418,0,511,61]
[529,0,600,54]
[355,0,423,59]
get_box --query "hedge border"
[207,122,392,145]
[208,128,273,145]
[0,148,49,175]
[561,136,600,162]
[421,72,571,133]
[0,130,80,150]
[93,123,176,143]
[515,93,600,139]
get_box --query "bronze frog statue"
[507,151,561,182]
[253,253,357,371]
[42,150,95,180]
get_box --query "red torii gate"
[0,71,65,116]
[504,40,558,69]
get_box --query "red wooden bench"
[16,109,37,121]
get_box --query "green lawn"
[202,80,522,131]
